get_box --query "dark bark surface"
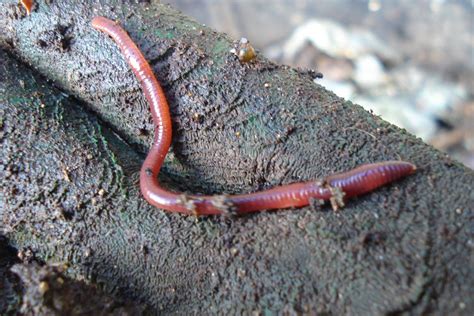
[1,0,473,314]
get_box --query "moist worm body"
[91,16,416,216]
[20,0,34,15]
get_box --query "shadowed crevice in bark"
[0,236,22,314]
[1,1,473,314]
[10,262,145,315]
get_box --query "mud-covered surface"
[1,1,473,314]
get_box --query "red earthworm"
[91,16,416,216]
[20,0,33,15]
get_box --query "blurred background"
[164,0,473,168]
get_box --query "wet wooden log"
[1,1,473,314]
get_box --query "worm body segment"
[91,16,416,216]
[20,0,33,15]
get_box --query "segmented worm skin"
[20,0,34,15]
[91,16,416,216]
